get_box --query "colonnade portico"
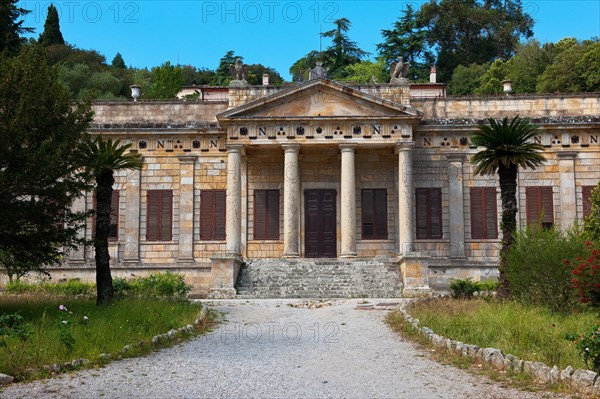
[223,141,418,259]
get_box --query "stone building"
[9,69,600,298]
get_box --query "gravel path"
[2,299,570,399]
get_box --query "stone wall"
[92,101,228,125]
[412,94,600,120]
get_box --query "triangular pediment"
[218,78,422,123]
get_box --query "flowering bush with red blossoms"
[570,241,600,308]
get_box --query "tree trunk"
[95,170,115,306]
[497,164,518,298]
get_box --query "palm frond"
[82,136,142,178]
[471,115,545,176]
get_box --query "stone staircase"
[235,258,403,298]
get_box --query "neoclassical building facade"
[9,74,600,297]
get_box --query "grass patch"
[0,294,214,380]
[404,298,598,370]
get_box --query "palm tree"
[471,115,545,297]
[83,137,142,305]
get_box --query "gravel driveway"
[2,299,569,399]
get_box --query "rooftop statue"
[229,58,248,81]
[309,62,329,80]
[390,57,410,80]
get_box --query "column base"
[283,254,300,259]
[177,257,196,264]
[340,252,357,258]
[399,253,431,297]
[209,254,243,298]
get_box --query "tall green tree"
[212,50,238,86]
[505,40,553,94]
[39,4,64,46]
[148,61,183,99]
[471,116,545,297]
[418,0,534,82]
[321,18,369,79]
[377,4,433,81]
[0,0,33,55]
[111,52,125,69]
[289,50,322,82]
[81,137,142,305]
[447,63,489,95]
[0,45,92,280]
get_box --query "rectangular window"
[583,186,596,218]
[416,188,442,239]
[526,186,554,229]
[146,190,173,241]
[200,190,226,241]
[361,189,388,239]
[254,190,280,240]
[470,187,498,239]
[92,190,119,240]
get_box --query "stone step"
[235,258,402,299]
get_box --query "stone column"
[340,143,357,257]
[282,143,300,258]
[226,144,243,256]
[558,152,577,230]
[178,156,196,262]
[397,141,430,296]
[69,195,87,264]
[397,142,415,255]
[446,154,466,258]
[123,168,141,263]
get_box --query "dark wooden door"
[305,189,336,258]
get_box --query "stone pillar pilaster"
[397,142,415,255]
[558,152,577,230]
[69,195,87,263]
[226,144,243,256]
[282,143,300,258]
[123,168,141,263]
[178,156,196,262]
[446,154,466,258]
[340,143,357,258]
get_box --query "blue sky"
[19,0,600,80]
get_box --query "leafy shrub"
[449,278,498,299]
[125,272,191,300]
[6,280,94,297]
[506,227,587,313]
[112,277,132,299]
[567,325,600,373]
[583,182,600,242]
[449,278,479,298]
[570,241,600,308]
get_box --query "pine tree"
[111,52,126,69]
[39,4,64,46]
[0,0,33,55]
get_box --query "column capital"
[339,143,357,152]
[395,141,415,153]
[226,144,244,154]
[557,151,578,160]
[445,153,466,162]
[281,143,300,153]
[177,155,198,164]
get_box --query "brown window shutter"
[471,187,498,239]
[200,191,215,240]
[430,188,442,239]
[214,190,226,240]
[160,191,173,241]
[470,188,484,239]
[146,190,159,241]
[583,186,595,218]
[416,188,429,239]
[526,187,554,228]
[109,190,119,240]
[266,190,279,240]
[484,188,498,239]
[374,189,388,239]
[361,189,374,238]
[254,190,266,239]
